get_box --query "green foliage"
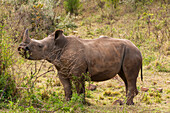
[134,0,153,6]
[0,24,16,101]
[56,13,78,30]
[105,0,119,9]
[4,89,86,112]
[64,0,82,16]
[142,93,152,104]
[154,60,169,72]
[143,55,156,65]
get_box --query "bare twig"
[31,69,54,88]
[26,62,33,70]
[36,60,46,75]
[31,61,37,75]
[25,60,45,86]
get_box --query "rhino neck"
[45,41,68,65]
[45,48,61,62]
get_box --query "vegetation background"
[0,0,169,112]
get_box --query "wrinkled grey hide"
[18,29,143,105]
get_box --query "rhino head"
[18,29,67,61]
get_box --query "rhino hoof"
[126,101,134,105]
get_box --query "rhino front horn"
[23,29,31,43]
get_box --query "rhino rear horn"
[23,29,31,43]
[55,30,63,39]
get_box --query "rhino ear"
[23,29,31,43]
[55,30,63,39]
[54,30,67,48]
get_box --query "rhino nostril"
[25,46,29,50]
[18,47,22,51]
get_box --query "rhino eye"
[38,44,43,48]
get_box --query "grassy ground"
[0,0,170,112]
[85,71,170,112]
[7,60,169,112]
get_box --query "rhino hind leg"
[118,67,138,105]
[123,66,139,105]
[118,68,128,95]
[126,78,138,105]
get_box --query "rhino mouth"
[18,46,31,59]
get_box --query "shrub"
[64,0,82,16]
[56,13,78,30]
[105,0,119,9]
[0,24,16,101]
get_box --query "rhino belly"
[90,70,117,82]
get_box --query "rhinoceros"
[18,29,143,105]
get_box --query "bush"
[105,0,119,9]
[64,0,82,16]
[0,24,16,101]
[56,13,78,30]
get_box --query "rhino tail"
[141,63,143,81]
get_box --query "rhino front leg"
[59,75,72,101]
